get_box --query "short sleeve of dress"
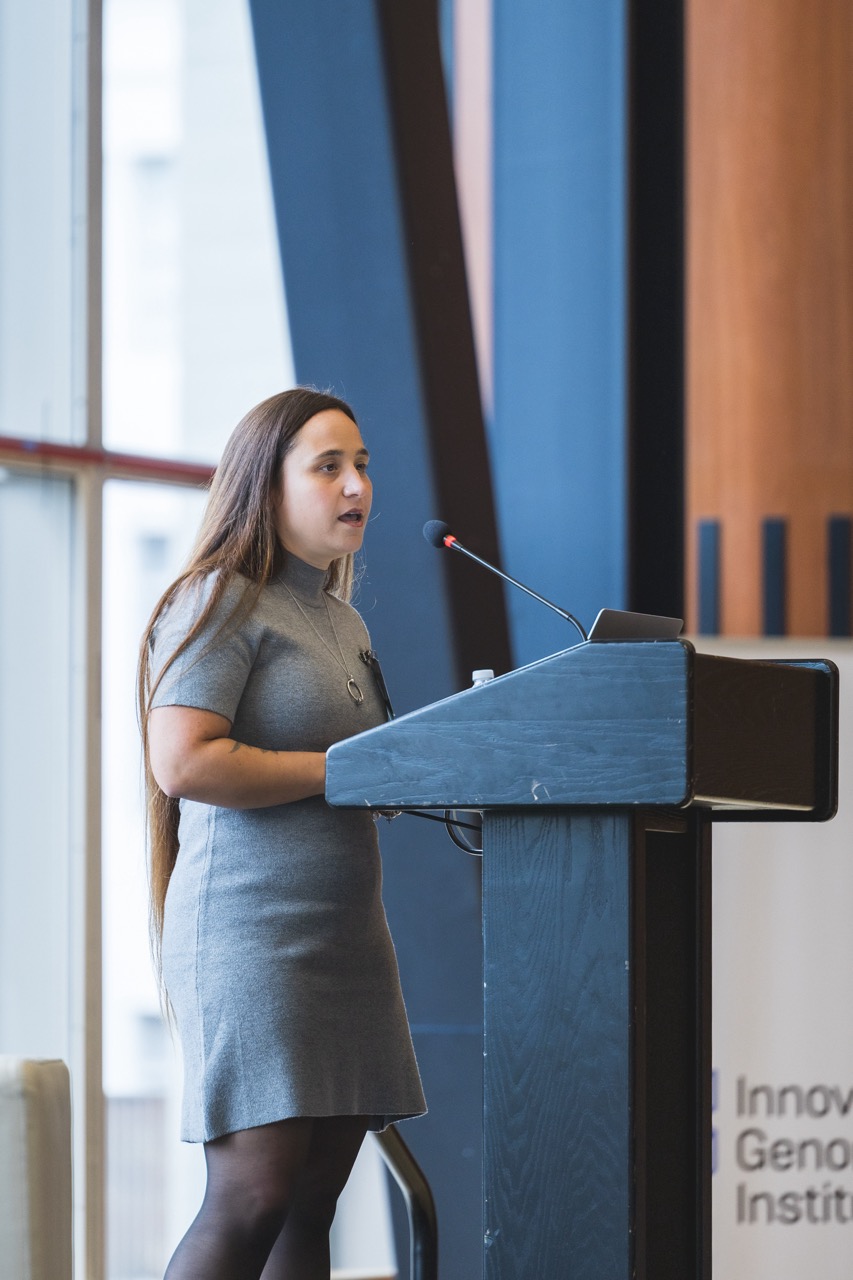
[149,575,259,725]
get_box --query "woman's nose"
[342,467,366,495]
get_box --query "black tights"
[163,1115,368,1280]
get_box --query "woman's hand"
[148,705,327,808]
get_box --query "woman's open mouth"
[338,510,364,526]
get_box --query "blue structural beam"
[493,0,628,664]
[247,5,491,1277]
[248,2,442,711]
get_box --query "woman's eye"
[356,462,369,473]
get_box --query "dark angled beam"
[375,0,512,682]
[628,0,685,619]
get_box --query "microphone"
[423,520,587,642]
[423,519,454,548]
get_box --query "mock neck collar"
[278,553,328,604]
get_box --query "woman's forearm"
[165,739,327,808]
[149,704,328,808]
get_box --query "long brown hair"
[138,388,359,982]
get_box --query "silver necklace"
[282,582,364,704]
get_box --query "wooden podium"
[326,639,838,1280]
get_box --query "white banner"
[708,640,853,1278]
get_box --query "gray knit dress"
[151,555,426,1143]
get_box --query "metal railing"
[374,1125,439,1280]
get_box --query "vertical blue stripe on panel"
[697,520,720,636]
[762,518,787,637]
[828,515,852,637]
[493,0,627,665]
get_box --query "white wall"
[705,639,853,1278]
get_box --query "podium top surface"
[325,640,838,819]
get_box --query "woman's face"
[274,409,372,569]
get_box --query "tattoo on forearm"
[229,740,274,756]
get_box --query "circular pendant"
[347,676,365,704]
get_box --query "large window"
[0,1,293,1274]
[103,0,293,463]
[102,480,208,1275]
[0,473,76,1054]
[0,0,77,442]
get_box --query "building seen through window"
[102,0,292,1271]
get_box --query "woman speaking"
[138,387,425,1278]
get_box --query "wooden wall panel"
[687,0,853,634]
